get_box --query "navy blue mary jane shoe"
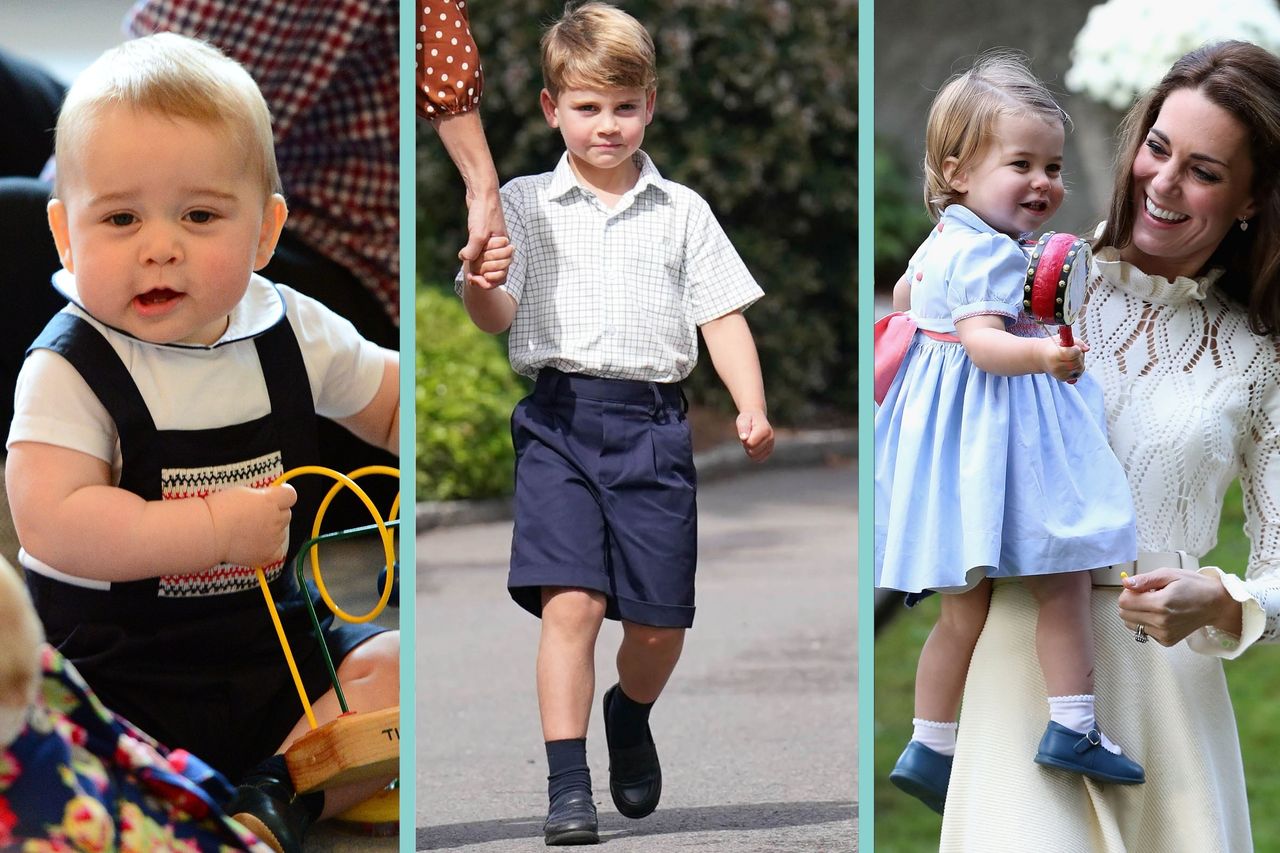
[1033,721,1145,785]
[888,740,952,814]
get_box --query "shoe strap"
[1073,729,1102,753]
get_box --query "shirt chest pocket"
[619,239,685,323]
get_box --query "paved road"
[416,461,858,852]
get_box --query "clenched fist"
[204,484,297,567]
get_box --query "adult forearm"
[432,111,499,199]
[1210,582,1245,636]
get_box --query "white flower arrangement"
[1066,0,1280,109]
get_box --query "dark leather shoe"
[603,684,662,819]
[1034,721,1145,785]
[543,790,599,846]
[227,779,311,853]
[888,740,952,815]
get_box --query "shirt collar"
[546,150,671,205]
[942,204,1032,241]
[51,269,286,350]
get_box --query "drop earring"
[1240,218,1250,232]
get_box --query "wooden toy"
[252,465,400,820]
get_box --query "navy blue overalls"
[22,308,382,782]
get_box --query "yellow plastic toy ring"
[306,465,400,623]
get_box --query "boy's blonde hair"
[54,32,280,198]
[923,51,1069,221]
[541,2,657,98]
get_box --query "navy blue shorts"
[509,369,698,628]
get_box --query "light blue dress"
[874,205,1136,594]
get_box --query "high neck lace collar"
[1094,246,1223,306]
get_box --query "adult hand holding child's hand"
[736,409,774,462]
[204,484,297,568]
[460,235,514,289]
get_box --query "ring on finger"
[1134,624,1150,644]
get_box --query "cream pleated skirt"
[941,580,1252,852]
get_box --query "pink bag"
[873,312,916,404]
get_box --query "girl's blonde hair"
[923,51,1069,221]
[541,1,657,98]
[54,32,280,198]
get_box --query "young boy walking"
[458,2,774,845]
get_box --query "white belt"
[1090,551,1198,587]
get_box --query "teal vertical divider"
[857,0,874,850]
[399,0,418,848]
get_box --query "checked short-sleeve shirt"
[481,151,763,382]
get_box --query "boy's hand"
[736,409,774,462]
[1039,337,1087,382]
[204,484,297,567]
[460,235,514,289]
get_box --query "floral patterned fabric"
[0,646,270,851]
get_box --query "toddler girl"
[874,52,1142,814]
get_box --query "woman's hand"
[459,188,510,288]
[1118,568,1242,645]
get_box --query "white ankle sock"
[1047,694,1120,754]
[911,718,958,756]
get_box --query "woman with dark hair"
[941,41,1280,850]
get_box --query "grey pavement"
[416,461,858,852]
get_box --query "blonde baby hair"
[541,1,658,98]
[54,32,280,198]
[923,50,1070,221]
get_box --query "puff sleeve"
[940,230,1027,325]
[416,0,484,118]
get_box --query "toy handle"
[1059,324,1078,384]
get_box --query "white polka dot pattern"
[416,0,482,117]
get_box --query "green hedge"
[418,0,856,421]
[415,286,529,501]
[873,136,932,292]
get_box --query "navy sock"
[607,685,654,750]
[239,754,325,822]
[545,738,592,804]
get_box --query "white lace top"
[1079,247,1280,657]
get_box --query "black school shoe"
[602,684,662,819]
[544,790,600,845]
[227,777,312,853]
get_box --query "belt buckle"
[1090,550,1196,587]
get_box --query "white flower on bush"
[1066,0,1280,109]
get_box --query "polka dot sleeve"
[416,0,484,118]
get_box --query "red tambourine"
[1023,231,1091,346]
